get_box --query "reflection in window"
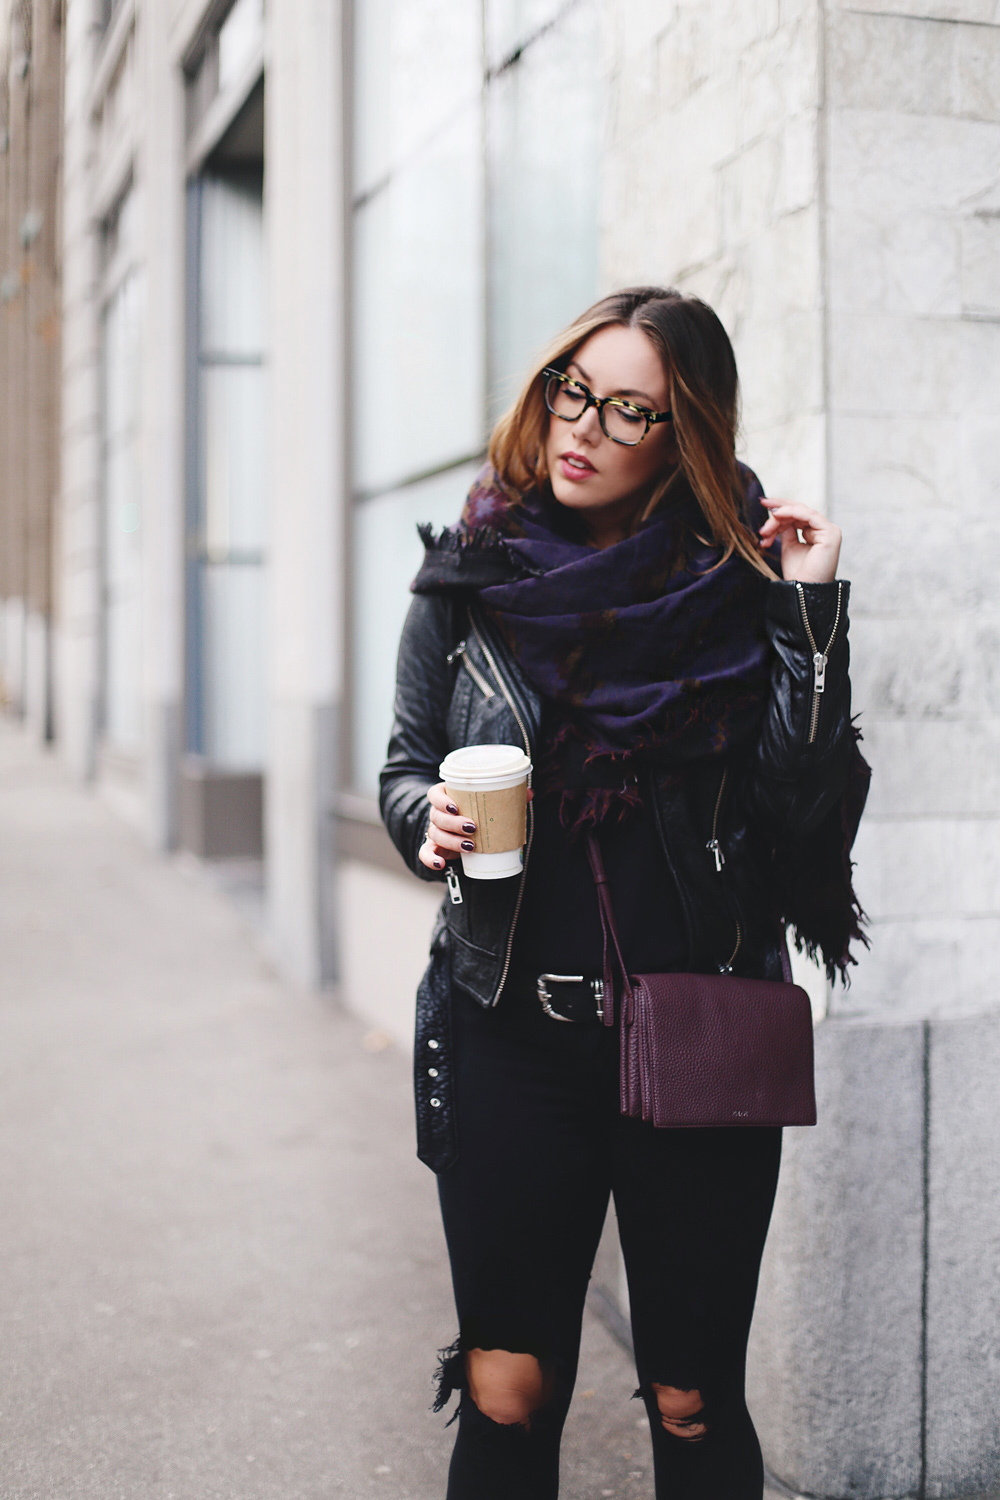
[486,1,600,418]
[349,0,600,793]
[187,170,267,770]
[218,0,265,92]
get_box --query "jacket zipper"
[706,766,728,872]
[794,580,844,745]
[706,765,741,972]
[469,616,535,1006]
[446,640,496,699]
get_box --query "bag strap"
[587,834,797,999]
[584,834,633,1028]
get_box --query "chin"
[549,477,602,510]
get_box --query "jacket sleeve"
[742,578,855,839]
[379,591,456,882]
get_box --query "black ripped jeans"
[436,983,782,1500]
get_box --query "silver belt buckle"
[536,973,605,1023]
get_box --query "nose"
[574,403,602,443]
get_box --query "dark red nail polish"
[434,857,444,868]
[461,840,475,851]
[446,802,459,815]
[462,821,476,834]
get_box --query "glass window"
[353,0,481,201]
[484,0,573,70]
[348,0,601,795]
[101,188,144,754]
[218,0,264,92]
[486,1,601,417]
[352,105,486,495]
[351,463,481,798]
[188,169,267,770]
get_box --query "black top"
[510,778,688,979]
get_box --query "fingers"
[426,783,477,841]
[421,782,477,870]
[759,499,841,539]
[419,836,457,871]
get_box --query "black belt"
[504,969,606,1023]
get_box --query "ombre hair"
[489,286,772,576]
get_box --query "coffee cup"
[439,745,532,880]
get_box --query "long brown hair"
[489,286,772,576]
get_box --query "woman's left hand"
[757,499,842,584]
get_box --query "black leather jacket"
[381,578,854,995]
[380,577,854,1169]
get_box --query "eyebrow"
[567,359,657,405]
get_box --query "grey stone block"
[748,1016,925,1498]
[927,1012,1000,1498]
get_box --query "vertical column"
[1,0,31,719]
[56,0,101,779]
[23,0,61,741]
[264,0,346,985]
[823,6,1000,1494]
[601,4,936,1494]
[137,0,185,850]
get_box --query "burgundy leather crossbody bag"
[585,835,817,1129]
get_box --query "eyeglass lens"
[544,375,649,445]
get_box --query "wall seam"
[817,0,832,521]
[919,1015,931,1500]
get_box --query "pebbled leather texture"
[624,972,816,1128]
[413,936,458,1171]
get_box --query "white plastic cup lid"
[439,745,531,786]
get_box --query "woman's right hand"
[418,783,478,871]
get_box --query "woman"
[380,287,868,1499]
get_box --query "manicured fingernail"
[446,802,459,815]
[462,821,476,834]
[434,858,444,868]
[461,840,475,851]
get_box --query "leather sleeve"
[743,579,854,838]
[379,592,456,882]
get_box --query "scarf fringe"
[416,522,504,554]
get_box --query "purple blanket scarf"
[412,465,870,980]
[416,464,775,830]
[463,463,772,761]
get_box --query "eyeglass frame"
[541,367,673,447]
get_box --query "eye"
[614,403,645,425]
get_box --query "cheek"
[608,439,663,490]
[544,416,564,469]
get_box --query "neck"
[583,491,650,550]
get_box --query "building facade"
[0,0,62,741]
[1,0,998,1493]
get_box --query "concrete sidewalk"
[0,722,667,1499]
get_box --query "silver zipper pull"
[446,640,467,664]
[706,838,725,872]
[445,866,464,905]
[812,652,828,694]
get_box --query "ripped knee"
[465,1348,553,1429]
[651,1383,708,1441]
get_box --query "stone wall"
[601,2,1000,1494]
[602,0,826,505]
